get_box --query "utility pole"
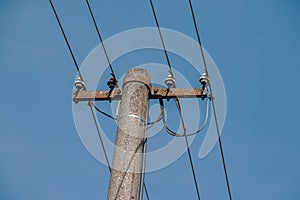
[73,68,207,200]
[107,68,150,200]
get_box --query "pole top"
[123,68,151,90]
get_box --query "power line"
[50,1,149,198]
[51,0,229,198]
[187,0,208,76]
[187,1,233,199]
[159,99,201,200]
[174,98,201,200]
[150,1,201,198]
[85,0,117,81]
[49,0,84,81]
[149,0,175,79]
[89,102,112,172]
[50,0,112,175]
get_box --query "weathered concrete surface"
[108,68,150,200]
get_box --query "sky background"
[1,0,300,199]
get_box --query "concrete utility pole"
[108,68,150,200]
[73,68,207,200]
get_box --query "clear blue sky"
[1,0,300,199]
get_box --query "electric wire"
[150,1,201,198]
[50,0,151,198]
[138,134,147,200]
[92,102,117,120]
[174,98,201,200]
[85,0,117,81]
[49,0,84,81]
[188,1,233,199]
[187,0,208,76]
[89,102,112,172]
[159,98,210,137]
[149,0,175,79]
[159,99,201,200]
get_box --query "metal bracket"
[73,87,207,102]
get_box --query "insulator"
[107,77,118,89]
[74,77,86,90]
[199,73,210,86]
[164,74,176,88]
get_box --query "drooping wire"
[49,0,84,81]
[85,0,117,81]
[92,102,117,120]
[159,98,210,137]
[188,1,233,199]
[149,0,175,79]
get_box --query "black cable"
[138,134,147,200]
[149,1,202,198]
[187,0,208,76]
[144,182,150,200]
[49,0,84,81]
[85,0,117,81]
[89,102,112,173]
[174,98,201,200]
[92,103,117,120]
[159,99,201,200]
[149,0,175,79]
[188,1,233,199]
